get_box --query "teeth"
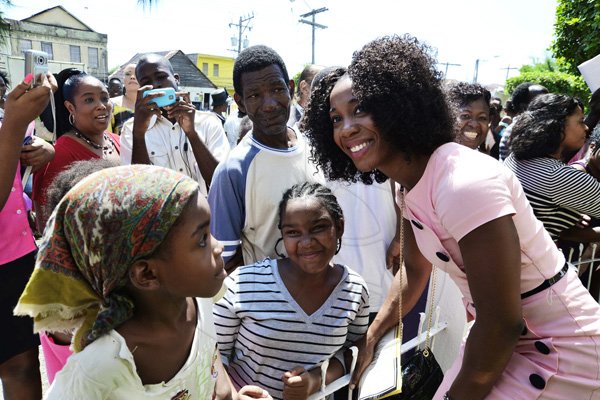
[350,142,368,153]
[463,131,478,140]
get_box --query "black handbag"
[396,346,444,399]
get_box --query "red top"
[32,133,120,209]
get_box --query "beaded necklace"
[72,128,116,157]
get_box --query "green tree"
[552,0,600,76]
[0,0,13,45]
[505,64,590,106]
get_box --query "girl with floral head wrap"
[15,164,271,400]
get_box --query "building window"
[202,62,208,74]
[19,39,32,53]
[70,45,81,63]
[213,64,219,77]
[41,42,53,59]
[88,47,99,68]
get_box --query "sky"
[3,0,558,86]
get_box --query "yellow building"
[189,53,234,94]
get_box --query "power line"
[229,13,254,55]
[298,7,328,64]
[502,64,519,80]
[438,61,461,78]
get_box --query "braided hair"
[277,182,344,231]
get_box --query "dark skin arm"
[225,246,245,274]
[350,218,431,388]
[20,136,55,172]
[165,92,219,185]
[130,84,163,165]
[447,215,523,399]
[282,357,346,400]
[0,74,54,209]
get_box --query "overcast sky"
[4,0,558,85]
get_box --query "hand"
[3,73,54,132]
[132,85,163,135]
[164,92,196,135]
[20,137,55,171]
[349,334,376,390]
[282,367,319,400]
[575,214,591,229]
[237,385,272,400]
[386,237,401,275]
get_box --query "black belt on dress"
[521,263,569,299]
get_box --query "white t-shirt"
[121,111,230,196]
[45,298,220,400]
[329,180,396,311]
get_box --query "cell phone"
[23,136,33,146]
[142,87,177,108]
[24,50,49,88]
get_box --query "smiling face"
[329,75,395,174]
[561,106,588,154]
[455,97,490,150]
[65,75,112,135]
[234,64,292,141]
[280,197,343,275]
[153,193,226,298]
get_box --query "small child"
[214,182,370,400]
[15,164,270,400]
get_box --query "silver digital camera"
[24,50,49,87]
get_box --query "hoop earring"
[274,237,286,258]
[335,238,342,255]
[69,113,75,126]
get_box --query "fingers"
[238,385,270,399]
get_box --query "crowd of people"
[1,33,599,400]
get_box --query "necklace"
[72,128,115,157]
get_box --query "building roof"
[110,50,216,89]
[21,5,96,32]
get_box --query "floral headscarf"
[14,164,198,352]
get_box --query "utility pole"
[299,7,328,64]
[229,13,254,55]
[502,64,519,81]
[438,61,461,78]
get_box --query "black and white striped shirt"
[504,154,600,239]
[213,258,369,399]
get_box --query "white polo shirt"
[121,111,230,195]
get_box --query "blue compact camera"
[143,87,177,108]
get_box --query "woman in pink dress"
[302,35,600,399]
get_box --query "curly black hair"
[44,159,119,220]
[303,35,454,184]
[445,81,491,109]
[233,45,289,96]
[277,182,344,232]
[509,93,584,160]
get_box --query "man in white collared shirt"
[120,54,229,195]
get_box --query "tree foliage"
[505,68,590,106]
[551,0,600,76]
[0,0,13,45]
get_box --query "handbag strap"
[397,188,437,353]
